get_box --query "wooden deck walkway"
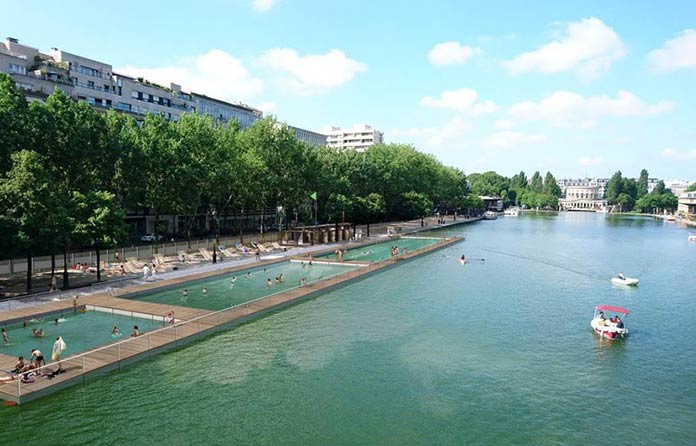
[0,236,462,404]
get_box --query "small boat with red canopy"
[590,305,629,340]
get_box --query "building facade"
[289,125,327,146]
[665,179,693,197]
[327,124,383,151]
[0,37,309,134]
[678,192,696,217]
[559,185,607,211]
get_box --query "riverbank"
[0,215,480,300]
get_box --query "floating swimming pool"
[0,309,162,360]
[319,237,442,262]
[124,261,358,311]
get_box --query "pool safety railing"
[1,236,460,404]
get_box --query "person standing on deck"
[143,264,150,281]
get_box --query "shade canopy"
[596,305,630,314]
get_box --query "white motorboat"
[590,305,629,340]
[483,211,498,220]
[611,276,639,286]
[503,207,519,216]
[689,233,696,242]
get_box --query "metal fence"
[0,233,281,277]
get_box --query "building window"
[9,63,26,74]
[14,81,32,91]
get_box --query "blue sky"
[1,0,695,179]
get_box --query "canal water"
[1,212,694,445]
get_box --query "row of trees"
[605,170,678,213]
[0,74,478,292]
[468,170,561,209]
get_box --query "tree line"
[604,169,678,213]
[467,170,562,209]
[0,74,478,292]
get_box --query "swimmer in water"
[202,287,208,295]
[112,326,121,336]
[183,289,189,296]
[245,272,252,279]
[267,278,273,288]
[230,276,237,284]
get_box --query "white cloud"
[260,48,366,92]
[647,29,696,72]
[507,90,674,127]
[118,49,262,102]
[579,156,604,166]
[427,41,480,66]
[420,88,499,114]
[662,148,696,160]
[495,119,515,129]
[392,117,472,148]
[252,0,277,12]
[504,17,626,78]
[480,131,545,149]
[257,101,276,114]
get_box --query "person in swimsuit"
[31,349,44,367]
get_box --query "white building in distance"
[665,179,693,197]
[327,124,383,151]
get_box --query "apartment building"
[0,37,266,130]
[327,124,384,151]
[289,125,327,146]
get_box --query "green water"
[125,261,357,311]
[320,236,440,262]
[1,213,695,445]
[0,310,162,359]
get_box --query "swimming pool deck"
[0,235,462,404]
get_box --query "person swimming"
[230,276,237,284]
[202,287,208,295]
[112,326,122,336]
[32,328,45,337]
[245,272,252,279]
[183,289,189,296]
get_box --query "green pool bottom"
[0,310,163,360]
[124,261,358,311]
[320,237,442,262]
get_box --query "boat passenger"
[616,316,624,329]
[618,272,626,280]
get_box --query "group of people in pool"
[111,325,141,337]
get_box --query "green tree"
[616,193,635,212]
[605,171,624,204]
[0,73,30,175]
[71,191,127,281]
[686,183,696,192]
[136,114,184,246]
[542,172,562,197]
[0,151,71,293]
[530,171,543,193]
[510,171,528,190]
[637,169,649,198]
